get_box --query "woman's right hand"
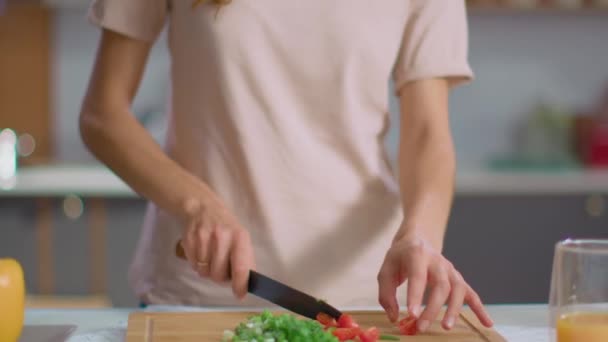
[178,197,256,300]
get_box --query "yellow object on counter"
[0,258,25,342]
[557,312,608,342]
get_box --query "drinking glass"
[549,239,608,342]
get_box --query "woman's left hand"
[377,233,494,332]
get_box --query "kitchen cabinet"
[0,197,96,296]
[444,194,608,304]
[466,0,608,10]
[0,197,146,306]
[0,198,39,294]
[2,194,608,307]
[103,199,146,306]
[0,4,52,164]
[52,198,89,296]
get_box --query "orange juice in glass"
[549,239,608,342]
[556,312,608,342]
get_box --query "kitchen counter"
[24,304,552,342]
[4,164,608,197]
[2,165,137,198]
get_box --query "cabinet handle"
[585,194,605,218]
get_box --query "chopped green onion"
[223,310,339,342]
[379,334,400,340]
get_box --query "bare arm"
[80,29,254,297]
[80,29,213,218]
[394,78,455,251]
[378,78,492,331]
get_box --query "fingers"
[194,228,212,278]
[230,229,254,299]
[182,222,199,267]
[377,257,400,323]
[417,262,450,333]
[181,199,202,267]
[405,258,426,319]
[179,198,257,301]
[209,227,231,283]
[378,233,491,333]
[465,285,494,327]
[442,271,466,330]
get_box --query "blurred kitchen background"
[1,0,608,308]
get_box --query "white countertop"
[2,165,138,198]
[3,164,608,197]
[23,304,552,342]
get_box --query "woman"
[80,0,493,333]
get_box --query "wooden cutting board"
[126,310,506,341]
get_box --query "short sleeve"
[393,0,473,92]
[88,0,168,43]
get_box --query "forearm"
[80,106,214,220]
[78,29,221,221]
[394,79,455,251]
[396,127,455,251]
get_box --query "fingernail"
[445,317,455,329]
[417,320,430,332]
[410,305,421,317]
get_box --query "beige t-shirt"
[89,0,473,307]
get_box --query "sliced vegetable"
[224,310,395,342]
[358,327,380,342]
[317,312,338,328]
[222,310,339,342]
[397,315,417,336]
[379,334,400,340]
[337,314,359,328]
[332,327,362,340]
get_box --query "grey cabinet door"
[443,195,608,304]
[104,199,147,307]
[0,198,39,293]
[0,197,146,306]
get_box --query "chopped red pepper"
[337,313,360,329]
[332,327,362,341]
[316,312,338,328]
[316,312,386,341]
[397,314,418,336]
[358,326,380,342]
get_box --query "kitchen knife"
[174,241,342,320]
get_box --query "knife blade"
[247,270,342,320]
[174,241,342,320]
